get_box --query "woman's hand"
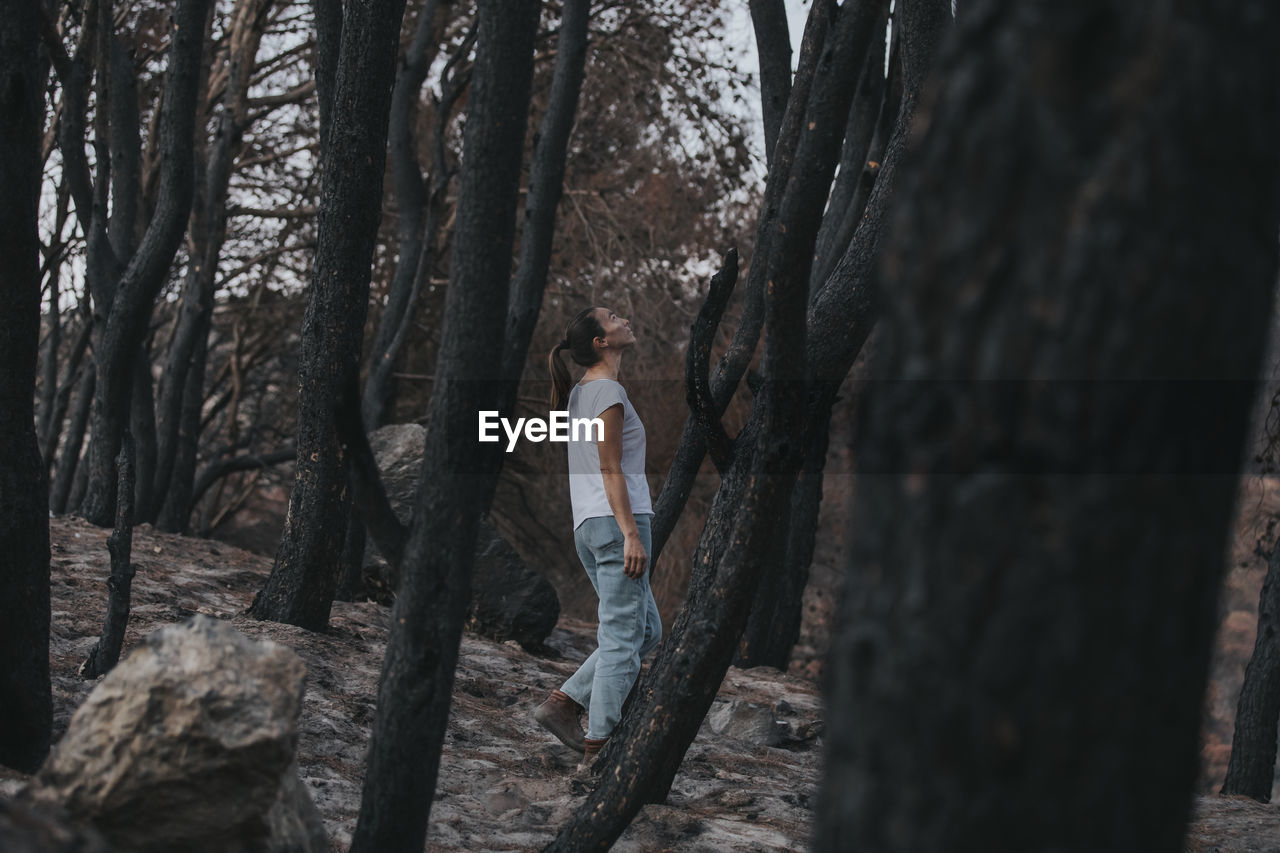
[623,532,648,578]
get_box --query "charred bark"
[817,1,1280,849]
[736,391,832,669]
[80,432,136,680]
[1223,540,1280,801]
[350,2,539,848]
[748,0,791,168]
[0,0,52,772]
[249,0,406,630]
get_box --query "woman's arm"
[597,403,647,578]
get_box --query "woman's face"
[594,307,637,349]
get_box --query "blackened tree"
[0,0,52,773]
[817,0,1280,849]
[248,0,408,629]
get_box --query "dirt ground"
[36,517,823,852]
[14,468,1280,850]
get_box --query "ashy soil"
[13,491,1280,852]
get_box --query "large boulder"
[366,423,560,648]
[32,616,326,853]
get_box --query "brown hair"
[547,307,606,410]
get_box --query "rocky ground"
[10,469,1280,851]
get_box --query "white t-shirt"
[566,378,652,530]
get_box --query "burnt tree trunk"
[80,432,136,679]
[748,0,791,168]
[79,0,209,526]
[350,1,539,848]
[249,0,406,630]
[817,1,1280,850]
[736,394,832,668]
[0,0,52,773]
[1223,540,1280,801]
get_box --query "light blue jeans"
[560,513,662,740]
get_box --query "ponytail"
[548,340,573,410]
[547,307,607,410]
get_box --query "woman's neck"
[582,351,623,382]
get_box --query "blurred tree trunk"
[1223,540,1280,801]
[0,0,52,773]
[817,1,1280,849]
[78,0,210,526]
[249,0,406,630]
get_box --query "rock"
[0,797,114,853]
[366,423,428,519]
[470,517,560,647]
[706,699,788,747]
[366,423,560,648]
[32,616,325,853]
[703,698,824,749]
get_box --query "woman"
[534,306,662,771]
